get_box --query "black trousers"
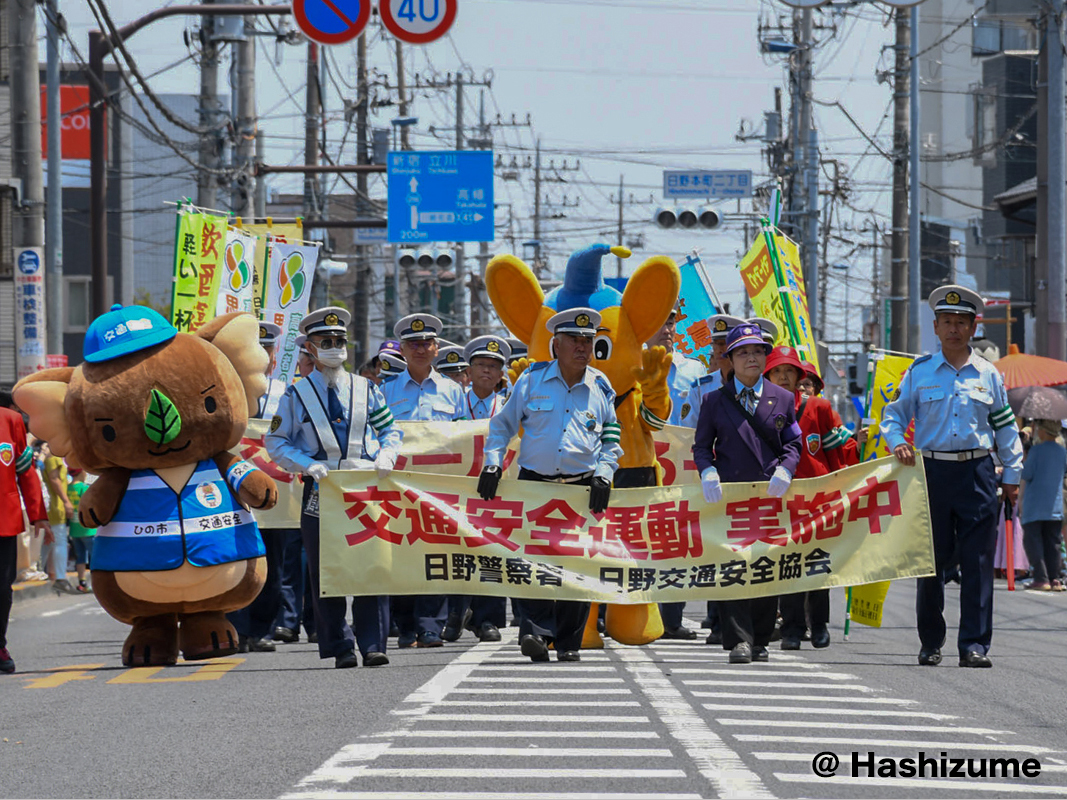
[0,536,17,650]
[780,589,829,640]
[719,595,779,650]
[1022,520,1064,584]
[514,470,592,653]
[227,528,285,639]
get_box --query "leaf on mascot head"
[144,389,182,445]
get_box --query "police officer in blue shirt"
[255,322,286,419]
[381,313,467,648]
[882,285,1023,669]
[478,308,623,663]
[442,335,513,644]
[678,315,745,430]
[434,344,470,388]
[265,306,401,669]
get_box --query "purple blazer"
[693,380,802,483]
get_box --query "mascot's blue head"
[544,243,631,312]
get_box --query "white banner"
[215,228,258,317]
[262,240,319,389]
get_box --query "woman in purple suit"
[693,323,802,664]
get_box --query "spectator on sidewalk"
[67,468,95,593]
[1019,419,1067,591]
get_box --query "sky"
[54,0,913,342]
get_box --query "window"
[65,276,92,333]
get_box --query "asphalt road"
[3,580,1066,799]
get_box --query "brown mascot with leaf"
[14,305,278,666]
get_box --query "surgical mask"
[316,347,346,368]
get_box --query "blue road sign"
[663,169,752,199]
[388,150,494,243]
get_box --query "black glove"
[477,466,502,501]
[588,476,611,514]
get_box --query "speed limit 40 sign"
[379,0,457,44]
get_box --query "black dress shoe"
[596,618,606,634]
[307,632,318,644]
[417,631,444,648]
[557,650,581,662]
[918,648,942,666]
[811,629,831,649]
[397,632,417,648]
[363,651,390,667]
[753,645,769,662]
[388,620,400,637]
[780,637,801,651]
[705,630,723,645]
[661,625,697,640]
[335,651,359,669]
[729,642,753,664]
[476,622,501,642]
[442,610,471,642]
[959,650,992,668]
[249,637,276,652]
[520,634,550,663]
[273,626,299,644]
[769,616,782,643]
[700,616,713,629]
[237,635,250,654]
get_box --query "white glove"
[767,466,792,498]
[306,463,329,482]
[701,467,723,504]
[375,451,397,480]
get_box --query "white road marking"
[733,734,1047,751]
[666,667,855,679]
[450,687,632,694]
[384,747,674,757]
[372,730,661,739]
[39,601,91,618]
[721,719,1007,733]
[774,774,1067,793]
[459,675,624,682]
[470,664,618,672]
[613,644,772,799]
[417,713,652,723]
[691,692,916,704]
[705,704,955,719]
[680,680,874,690]
[353,768,686,778]
[281,793,702,799]
[432,699,642,707]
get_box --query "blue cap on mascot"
[83,303,178,364]
[544,243,632,312]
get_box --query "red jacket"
[793,394,857,479]
[0,407,46,537]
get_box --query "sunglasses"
[313,337,348,349]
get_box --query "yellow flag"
[862,353,916,461]
[849,581,891,627]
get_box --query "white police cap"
[394,313,442,341]
[434,345,469,372]
[295,333,309,355]
[929,284,983,316]
[546,307,601,338]
[258,321,283,347]
[300,306,350,337]
[708,314,745,341]
[465,335,511,364]
[748,317,780,344]
[379,352,406,374]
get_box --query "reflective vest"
[292,372,370,470]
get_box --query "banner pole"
[844,586,853,641]
[689,249,724,311]
[860,347,878,462]
[760,217,804,354]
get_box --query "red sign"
[40,85,92,160]
[45,354,69,369]
[379,0,458,44]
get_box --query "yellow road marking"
[107,657,245,684]
[23,664,107,689]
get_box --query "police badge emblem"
[447,352,460,363]
[806,433,821,455]
[270,415,282,433]
[411,319,425,332]
[487,340,500,352]
[774,414,786,430]
[575,313,590,328]
[681,402,691,419]
[325,313,340,326]
[945,291,960,306]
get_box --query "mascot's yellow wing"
[485,255,545,345]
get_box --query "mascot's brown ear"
[621,255,681,344]
[197,313,269,416]
[13,368,79,464]
[485,254,545,345]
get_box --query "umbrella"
[1006,385,1067,421]
[994,344,1067,390]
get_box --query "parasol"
[1006,385,1067,421]
[994,344,1067,390]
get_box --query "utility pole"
[198,0,220,209]
[471,91,489,339]
[796,7,819,338]
[306,42,325,309]
[872,221,881,348]
[453,72,466,342]
[231,17,256,220]
[394,41,410,150]
[11,0,46,371]
[616,175,624,278]
[1037,10,1050,356]
[254,130,266,217]
[533,139,542,277]
[45,0,63,356]
[1049,2,1066,360]
[353,31,370,367]
[889,9,910,352]
[907,3,921,353]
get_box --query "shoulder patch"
[594,375,615,399]
[696,374,718,385]
[912,354,933,367]
[527,361,550,373]
[269,415,282,433]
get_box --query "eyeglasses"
[405,340,435,351]
[313,337,348,349]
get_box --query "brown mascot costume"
[13,305,278,666]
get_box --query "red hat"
[804,361,825,394]
[764,345,805,378]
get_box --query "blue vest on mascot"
[92,459,265,572]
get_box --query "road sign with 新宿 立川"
[387,151,494,244]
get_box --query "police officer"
[442,335,513,643]
[882,285,1023,669]
[478,308,622,663]
[265,306,400,669]
[378,352,406,383]
[256,322,286,419]
[748,317,780,347]
[434,345,471,388]
[678,315,745,430]
[228,321,288,652]
[694,322,802,664]
[381,313,467,648]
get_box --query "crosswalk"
[282,630,1067,800]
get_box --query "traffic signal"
[395,248,417,271]
[652,206,722,230]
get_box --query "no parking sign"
[293,0,371,45]
[379,0,457,44]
